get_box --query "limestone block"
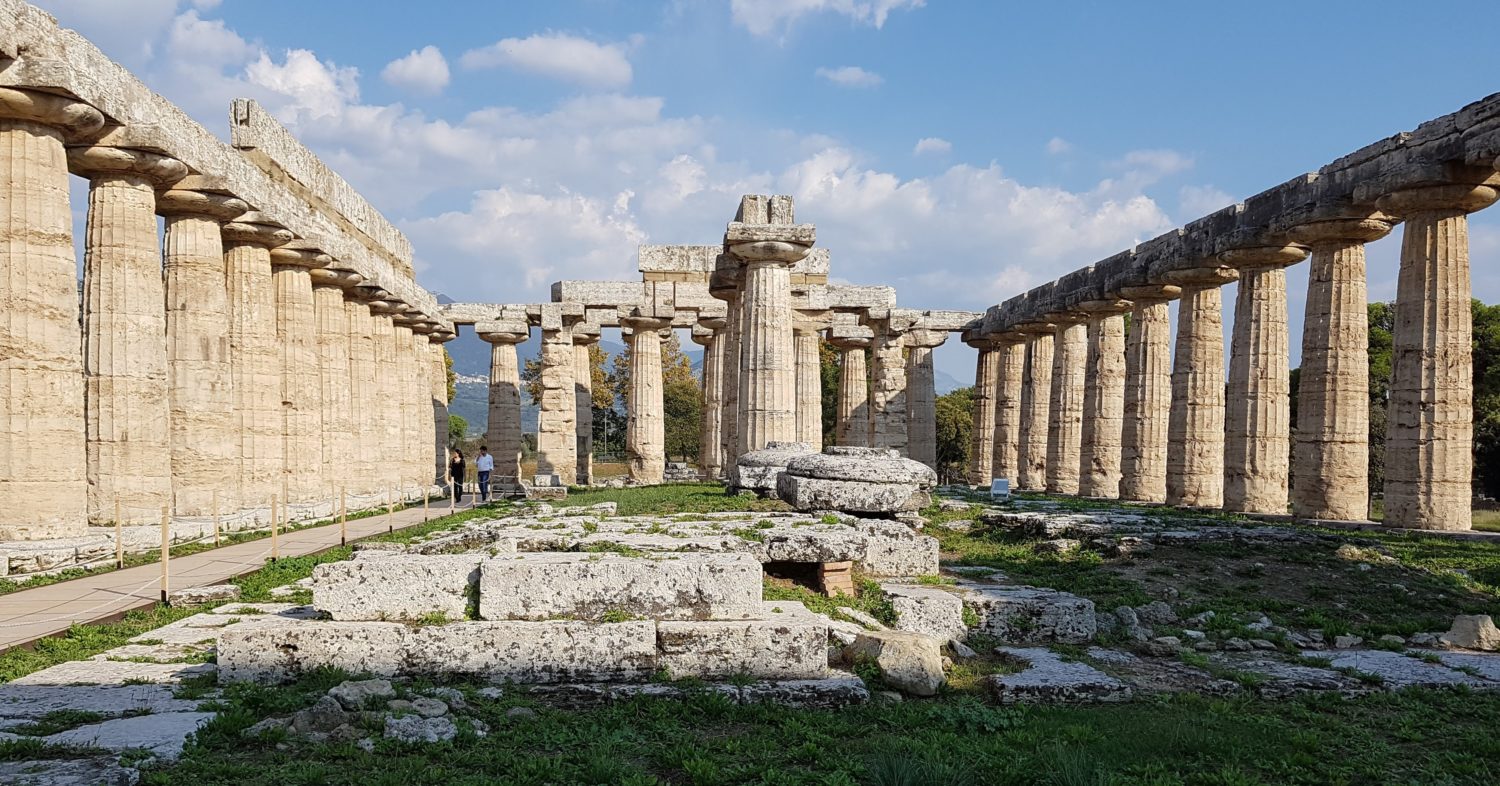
[776,474,929,514]
[844,631,945,697]
[962,586,1097,644]
[884,584,967,642]
[736,674,871,708]
[989,647,1132,704]
[313,555,486,621]
[478,553,762,621]
[855,522,940,577]
[167,584,241,607]
[217,622,409,683]
[42,711,214,760]
[656,618,829,680]
[729,442,814,493]
[1441,614,1500,651]
[761,529,866,564]
[783,447,936,484]
[406,621,657,683]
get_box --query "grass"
[762,575,898,627]
[555,483,791,517]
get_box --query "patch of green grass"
[5,709,110,736]
[580,542,646,558]
[0,738,104,762]
[554,483,789,517]
[761,575,897,627]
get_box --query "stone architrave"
[693,321,726,479]
[905,330,948,471]
[624,316,673,484]
[992,336,1025,485]
[271,246,329,505]
[158,182,247,517]
[0,88,103,539]
[1165,267,1237,509]
[345,294,379,497]
[870,322,911,455]
[73,146,188,524]
[1222,245,1306,515]
[1045,319,1087,494]
[476,322,528,484]
[1287,218,1392,521]
[573,326,600,485]
[828,325,873,448]
[1078,301,1130,499]
[794,324,824,450]
[1117,286,1179,504]
[311,269,361,503]
[224,215,294,519]
[1377,183,1500,530]
[965,337,1000,486]
[1016,326,1055,491]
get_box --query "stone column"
[1376,183,1499,530]
[0,89,102,539]
[870,323,910,454]
[693,321,726,478]
[1287,218,1392,521]
[345,293,378,497]
[719,294,742,464]
[476,323,528,483]
[223,215,294,518]
[271,246,328,505]
[73,147,187,524]
[1016,326,1055,491]
[625,316,672,484]
[794,324,824,449]
[906,330,947,471]
[158,182,246,517]
[1165,267,1237,508]
[1118,286,1179,504]
[407,322,439,489]
[392,319,420,494]
[311,269,361,503]
[572,324,600,485]
[828,333,872,448]
[537,327,577,485]
[429,332,455,486]
[966,338,1000,486]
[1046,318,1088,494]
[1078,301,1130,499]
[366,302,404,494]
[1222,245,1306,515]
[992,336,1025,485]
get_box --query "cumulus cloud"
[1177,184,1235,221]
[731,0,925,37]
[1114,149,1194,179]
[1046,136,1072,155]
[460,33,632,88]
[913,137,951,155]
[815,65,883,88]
[381,46,450,96]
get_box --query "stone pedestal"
[966,339,1000,486]
[159,184,246,518]
[1222,245,1305,515]
[1288,218,1391,521]
[74,147,187,524]
[537,328,578,486]
[573,329,600,485]
[1017,327,1055,492]
[828,327,872,448]
[1046,319,1087,494]
[271,246,329,504]
[1165,268,1236,509]
[624,317,672,484]
[906,330,947,471]
[993,337,1025,485]
[1078,302,1129,499]
[693,323,726,479]
[794,325,824,450]
[477,323,528,484]
[1118,287,1178,504]
[870,326,910,455]
[311,269,362,504]
[1377,184,1499,530]
[0,88,102,539]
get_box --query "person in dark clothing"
[448,449,467,503]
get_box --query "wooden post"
[340,487,348,547]
[212,489,221,547]
[271,495,280,561]
[450,475,456,512]
[114,498,123,570]
[423,488,430,521]
[159,505,170,603]
[386,487,394,533]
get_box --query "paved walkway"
[0,499,483,653]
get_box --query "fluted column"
[1046,319,1088,494]
[794,324,824,449]
[345,293,378,497]
[224,216,294,518]
[966,339,1000,486]
[1016,326,1055,491]
[1166,267,1237,508]
[0,89,103,539]
[625,317,672,484]
[407,323,438,489]
[1287,218,1392,521]
[1118,286,1178,503]
[993,336,1025,485]
[693,322,726,478]
[870,325,910,454]
[311,269,361,502]
[573,328,599,485]
[1376,183,1499,530]
[1078,302,1129,498]
[366,302,403,493]
[477,323,527,483]
[906,330,947,470]
[393,321,421,494]
[271,247,328,504]
[828,326,873,448]
[158,184,246,517]
[1222,245,1306,514]
[536,326,577,485]
[739,258,797,451]
[429,333,454,486]
[719,294,742,465]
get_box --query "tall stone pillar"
[311,269,361,502]
[0,89,102,539]
[1222,246,1306,514]
[1016,326,1055,491]
[365,302,403,494]
[906,330,947,471]
[992,336,1025,485]
[965,337,1000,486]
[1078,302,1130,499]
[1376,182,1499,530]
[1118,286,1178,503]
[624,316,672,484]
[407,322,440,488]
[828,324,873,448]
[271,246,328,504]
[572,325,600,486]
[535,310,580,486]
[476,322,528,483]
[794,324,824,449]
[1165,267,1237,508]
[429,332,455,486]
[73,146,187,524]
[224,215,294,517]
[870,318,912,455]
[345,292,379,497]
[392,320,420,494]
[693,321,726,478]
[159,182,246,517]
[719,294,742,464]
[1287,218,1392,521]
[1046,319,1088,494]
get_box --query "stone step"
[408,621,657,683]
[477,552,762,621]
[313,555,490,622]
[657,613,829,680]
[960,585,1097,644]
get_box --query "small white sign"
[989,478,1010,500]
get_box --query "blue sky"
[34,0,1500,381]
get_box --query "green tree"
[608,331,702,462]
[1471,299,1500,498]
[1368,301,1394,495]
[447,413,468,445]
[934,386,974,484]
[444,348,455,402]
[819,339,840,445]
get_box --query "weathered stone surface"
[478,552,761,621]
[0,684,200,721]
[313,555,486,621]
[783,447,937,484]
[1441,614,1500,651]
[327,679,396,710]
[406,621,657,683]
[1434,651,1500,682]
[737,675,870,708]
[851,522,940,577]
[729,442,814,493]
[884,584,966,643]
[962,586,1097,644]
[167,584,241,606]
[218,622,408,683]
[385,714,457,744]
[9,660,214,686]
[1313,649,1490,689]
[776,474,929,514]
[990,647,1131,704]
[0,758,137,786]
[1016,331,1053,491]
[1167,275,1232,508]
[44,711,214,759]
[1046,321,1087,494]
[657,618,829,680]
[1120,295,1174,503]
[844,631,945,697]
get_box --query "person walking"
[448,449,467,504]
[475,445,494,503]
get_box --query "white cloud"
[1046,136,1072,155]
[1114,149,1194,178]
[244,49,360,121]
[815,65,883,88]
[381,46,450,96]
[460,33,632,88]
[913,137,951,155]
[731,0,925,37]
[1177,184,1235,221]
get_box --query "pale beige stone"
[992,338,1025,485]
[573,336,597,484]
[536,327,577,485]
[311,270,358,503]
[1079,307,1128,498]
[794,326,823,450]
[719,295,742,465]
[429,337,452,486]
[1118,288,1177,504]
[967,340,1000,486]
[906,330,947,471]
[477,325,526,483]
[693,326,725,478]
[224,218,293,517]
[740,260,798,451]
[1166,268,1236,509]
[1017,328,1054,491]
[365,304,403,495]
[393,323,420,493]
[828,334,871,448]
[870,327,909,455]
[625,317,671,484]
[345,298,378,497]
[1046,320,1087,494]
[271,248,326,504]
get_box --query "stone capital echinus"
[222,212,294,249]
[1376,183,1500,216]
[0,86,105,139]
[66,145,187,188]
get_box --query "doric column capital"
[1013,321,1058,336]
[157,186,248,222]
[699,316,728,332]
[1160,265,1238,288]
[475,320,529,345]
[1076,298,1133,315]
[429,329,457,344]
[1216,243,1308,271]
[572,322,602,346]
[269,243,331,270]
[1285,216,1394,246]
[309,268,364,290]
[0,87,104,139]
[1117,284,1182,303]
[66,145,187,187]
[620,314,673,333]
[367,300,404,317]
[827,323,873,350]
[690,324,715,347]
[905,329,949,350]
[1376,183,1500,216]
[724,222,816,265]
[222,212,294,249]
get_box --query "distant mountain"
[935,369,965,395]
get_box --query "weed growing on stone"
[555,483,790,517]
